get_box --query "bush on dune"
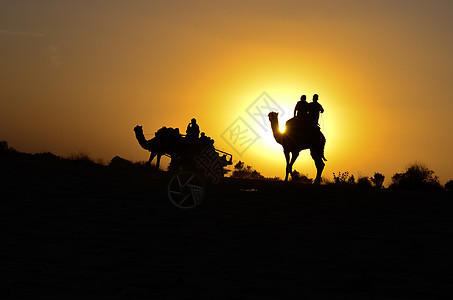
[390,162,442,191]
[445,180,453,191]
[109,156,154,169]
[109,156,133,168]
[67,152,95,163]
[33,152,61,161]
[291,170,313,184]
[357,176,373,188]
[333,171,355,185]
[371,173,385,189]
[357,173,386,189]
[231,161,265,180]
[332,171,386,189]
[0,140,19,155]
[321,177,332,185]
[0,140,8,152]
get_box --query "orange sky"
[1,1,453,184]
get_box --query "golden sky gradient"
[1,1,452,183]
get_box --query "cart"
[166,138,232,209]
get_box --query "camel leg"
[148,153,156,167]
[284,150,290,181]
[311,149,325,184]
[288,152,299,181]
[155,155,161,170]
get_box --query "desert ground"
[1,154,453,299]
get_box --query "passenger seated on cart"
[186,118,200,140]
[200,132,214,146]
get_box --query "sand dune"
[1,155,452,299]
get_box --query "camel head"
[268,111,279,126]
[133,125,153,151]
[134,125,143,134]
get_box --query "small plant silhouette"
[371,173,385,189]
[357,176,373,188]
[109,156,133,168]
[445,180,453,191]
[67,152,94,163]
[0,140,8,152]
[33,152,60,161]
[231,161,265,180]
[333,171,355,185]
[291,170,313,184]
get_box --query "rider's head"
[313,94,319,102]
[300,95,307,102]
[191,118,196,124]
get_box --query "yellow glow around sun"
[193,50,361,179]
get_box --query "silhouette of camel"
[268,112,326,184]
[133,125,182,169]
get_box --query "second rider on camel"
[307,94,324,127]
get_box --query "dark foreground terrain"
[1,155,453,299]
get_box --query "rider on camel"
[294,95,309,118]
[307,94,324,127]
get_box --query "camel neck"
[269,117,283,145]
[135,131,151,151]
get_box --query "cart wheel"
[168,171,205,209]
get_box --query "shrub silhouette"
[33,152,61,161]
[333,171,355,185]
[109,156,133,168]
[0,140,8,152]
[67,152,95,163]
[291,170,313,184]
[357,176,372,188]
[371,173,385,189]
[390,163,442,191]
[445,180,453,191]
[321,177,332,185]
[231,161,265,180]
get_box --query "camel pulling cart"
[134,125,233,209]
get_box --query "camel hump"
[285,117,320,135]
[155,126,181,138]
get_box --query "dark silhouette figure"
[199,132,213,145]
[186,118,200,140]
[134,124,230,172]
[134,125,183,169]
[268,111,326,184]
[294,95,309,118]
[307,94,324,126]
